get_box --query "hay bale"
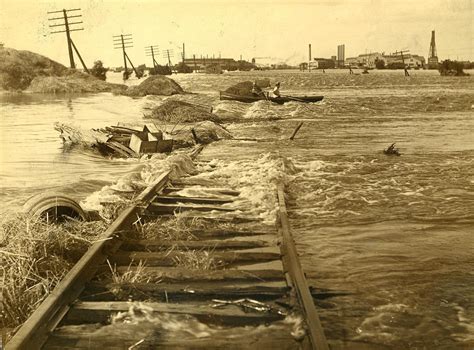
[148,100,220,123]
[123,75,184,97]
[224,79,270,96]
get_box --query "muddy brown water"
[1,69,473,349]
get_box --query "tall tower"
[337,44,345,68]
[428,30,439,69]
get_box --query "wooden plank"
[144,213,260,224]
[44,322,300,349]
[163,187,241,197]
[106,141,138,158]
[5,173,171,350]
[81,280,289,302]
[147,202,235,214]
[63,301,285,326]
[154,195,234,205]
[277,184,329,350]
[108,250,281,267]
[109,266,285,282]
[119,239,270,251]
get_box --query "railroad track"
[6,146,329,350]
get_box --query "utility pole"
[163,49,173,72]
[193,54,197,72]
[47,8,89,73]
[393,49,410,76]
[145,45,160,70]
[113,34,139,80]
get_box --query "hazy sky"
[1,0,472,67]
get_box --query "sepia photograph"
[0,0,473,349]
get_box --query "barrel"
[23,192,87,222]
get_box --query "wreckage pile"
[145,100,221,123]
[55,119,232,158]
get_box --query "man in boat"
[251,81,265,98]
[272,82,281,97]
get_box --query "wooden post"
[70,39,89,73]
[277,184,329,350]
[289,122,304,140]
[124,52,139,77]
[167,50,172,70]
[121,35,128,79]
[151,46,157,70]
[63,9,76,69]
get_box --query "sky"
[0,0,472,67]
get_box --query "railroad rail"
[6,146,329,350]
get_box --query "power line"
[47,8,89,73]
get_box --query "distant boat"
[219,91,324,105]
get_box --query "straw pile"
[123,75,185,97]
[147,100,221,123]
[0,214,106,338]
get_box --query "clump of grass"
[136,213,236,241]
[107,260,155,285]
[138,214,202,241]
[99,201,131,223]
[0,213,106,338]
[172,248,222,270]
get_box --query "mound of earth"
[28,72,126,94]
[123,75,185,97]
[0,47,126,93]
[0,47,68,90]
[224,79,271,96]
[147,100,220,123]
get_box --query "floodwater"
[1,69,473,349]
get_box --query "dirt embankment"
[0,48,188,96]
[0,47,125,93]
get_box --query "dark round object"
[23,192,87,222]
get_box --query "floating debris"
[383,143,401,156]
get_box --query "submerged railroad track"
[7,146,329,350]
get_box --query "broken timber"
[6,147,329,350]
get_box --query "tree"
[90,60,108,81]
[439,60,469,76]
[375,58,385,69]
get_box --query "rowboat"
[219,91,324,104]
